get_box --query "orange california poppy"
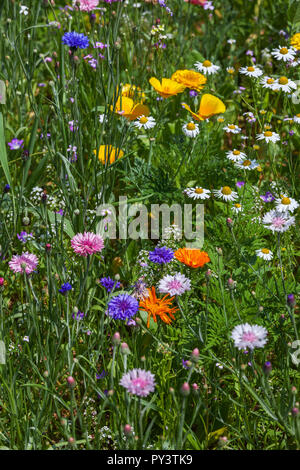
[174,248,210,268]
[182,93,226,121]
[139,287,178,328]
[121,83,146,103]
[171,70,207,92]
[112,96,149,121]
[93,145,124,165]
[149,77,186,98]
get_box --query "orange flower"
[171,70,207,92]
[139,287,178,328]
[174,248,210,268]
[182,93,226,121]
[149,77,186,98]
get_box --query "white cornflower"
[239,65,263,78]
[194,60,220,75]
[232,203,242,214]
[134,115,156,130]
[271,46,296,62]
[231,323,268,350]
[262,209,295,233]
[183,187,211,200]
[235,159,259,171]
[256,248,273,261]
[158,273,191,296]
[213,186,238,202]
[226,149,247,162]
[274,195,299,213]
[256,131,280,143]
[182,121,200,138]
[274,76,297,93]
[223,124,241,134]
[260,76,278,90]
[293,113,300,124]
[20,5,29,15]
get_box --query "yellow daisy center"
[222,186,232,195]
[296,113,300,118]
[203,60,212,67]
[253,145,260,150]
[247,66,255,72]
[279,76,288,85]
[234,203,241,208]
[279,47,288,55]
[267,78,274,84]
[140,116,148,124]
[264,131,273,137]
[242,160,251,166]
[227,68,234,74]
[281,197,291,205]
[233,150,240,155]
[187,122,196,130]
[262,248,270,254]
[228,124,236,130]
[195,188,204,194]
[217,117,225,122]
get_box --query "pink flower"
[77,0,99,11]
[71,232,104,257]
[9,252,38,274]
[120,369,156,397]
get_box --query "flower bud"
[121,343,130,355]
[205,269,212,279]
[0,277,4,286]
[263,361,272,376]
[22,216,30,226]
[180,382,190,396]
[66,376,76,389]
[112,332,121,345]
[292,407,299,417]
[191,348,200,363]
[192,383,199,391]
[227,278,235,289]
[124,424,132,436]
[287,294,296,308]
[226,217,233,227]
[68,437,75,445]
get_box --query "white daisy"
[183,187,211,200]
[235,158,259,171]
[226,66,235,75]
[158,273,191,296]
[271,46,296,62]
[213,186,238,202]
[260,76,278,90]
[194,60,220,75]
[182,121,200,138]
[231,323,268,350]
[274,76,297,93]
[226,149,247,162]
[134,115,156,130]
[256,248,273,261]
[20,5,29,15]
[293,113,300,124]
[274,195,299,213]
[256,131,280,143]
[223,124,241,134]
[239,65,263,78]
[232,203,242,214]
[262,209,295,233]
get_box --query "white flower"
[262,209,295,232]
[182,121,200,138]
[274,195,299,213]
[271,46,296,62]
[23,336,30,342]
[235,159,259,171]
[20,5,29,15]
[99,114,107,124]
[231,323,268,350]
[134,115,156,130]
[232,203,242,214]
[293,113,300,124]
[226,149,247,162]
[213,186,238,202]
[194,60,220,75]
[158,273,191,296]
[256,131,280,143]
[183,187,211,200]
[223,124,241,134]
[227,39,236,45]
[226,66,235,74]
[256,248,273,261]
[260,76,278,90]
[239,65,263,78]
[274,76,297,93]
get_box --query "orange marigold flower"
[171,70,207,92]
[139,287,178,328]
[174,248,210,268]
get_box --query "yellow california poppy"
[182,93,226,121]
[93,145,124,165]
[149,77,186,98]
[121,83,146,103]
[290,33,300,50]
[171,70,206,92]
[111,96,149,121]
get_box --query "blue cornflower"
[17,231,33,243]
[62,32,89,50]
[72,310,85,321]
[260,191,275,203]
[59,282,72,295]
[149,246,174,265]
[4,184,10,193]
[107,293,139,321]
[100,276,121,293]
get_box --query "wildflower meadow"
[1,0,300,453]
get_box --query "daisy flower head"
[213,186,238,202]
[231,323,268,350]
[107,293,139,321]
[274,76,297,93]
[139,286,178,328]
[120,369,155,397]
[194,60,220,75]
[256,248,273,261]
[271,46,296,62]
[256,130,280,144]
[226,149,247,162]
[71,232,104,256]
[293,113,300,124]
[239,65,263,78]
[183,186,211,200]
[9,252,38,275]
[182,121,200,138]
[262,209,295,233]
[260,76,278,90]
[232,203,242,214]
[226,66,235,75]
[223,124,241,134]
[134,115,156,130]
[235,158,259,171]
[158,272,191,296]
[174,248,210,268]
[274,195,299,213]
[149,246,174,264]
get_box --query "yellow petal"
[149,77,162,93]
[198,94,226,119]
[130,104,150,121]
[181,102,203,121]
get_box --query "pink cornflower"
[120,369,156,397]
[77,0,99,11]
[262,210,295,233]
[158,273,191,296]
[71,232,104,257]
[9,252,38,275]
[231,323,268,350]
